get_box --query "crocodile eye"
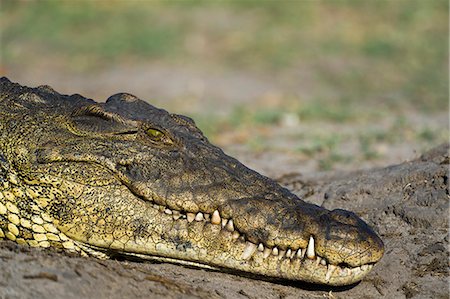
[146,128,165,141]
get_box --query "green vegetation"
[2,1,447,110]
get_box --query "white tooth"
[278,250,286,260]
[316,257,322,266]
[326,265,337,281]
[263,248,271,259]
[195,212,204,221]
[232,231,240,240]
[272,247,279,256]
[221,219,227,228]
[242,242,257,260]
[286,249,292,258]
[164,209,173,215]
[153,204,159,209]
[225,219,234,232]
[296,249,303,259]
[257,243,264,252]
[172,210,181,220]
[306,236,315,259]
[361,264,368,271]
[368,264,373,270]
[320,258,327,266]
[211,210,221,225]
[187,213,195,223]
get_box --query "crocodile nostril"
[329,209,360,226]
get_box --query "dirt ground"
[0,143,448,299]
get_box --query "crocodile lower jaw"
[80,203,375,285]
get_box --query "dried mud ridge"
[1,144,448,299]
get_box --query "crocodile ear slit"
[71,105,140,136]
[72,104,137,127]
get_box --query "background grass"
[1,0,448,171]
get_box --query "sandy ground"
[0,143,448,299]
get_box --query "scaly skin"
[0,77,384,286]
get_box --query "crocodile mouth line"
[36,153,376,283]
[135,203,375,281]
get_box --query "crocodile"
[0,77,384,286]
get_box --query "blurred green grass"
[1,0,448,169]
[2,0,447,111]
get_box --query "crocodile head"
[0,78,384,286]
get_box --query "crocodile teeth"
[187,213,195,223]
[195,212,204,221]
[221,218,227,228]
[172,213,181,220]
[211,210,221,225]
[300,248,306,259]
[272,247,279,256]
[242,242,257,260]
[148,203,361,270]
[316,257,322,266]
[307,236,315,259]
[225,219,234,232]
[326,265,337,281]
